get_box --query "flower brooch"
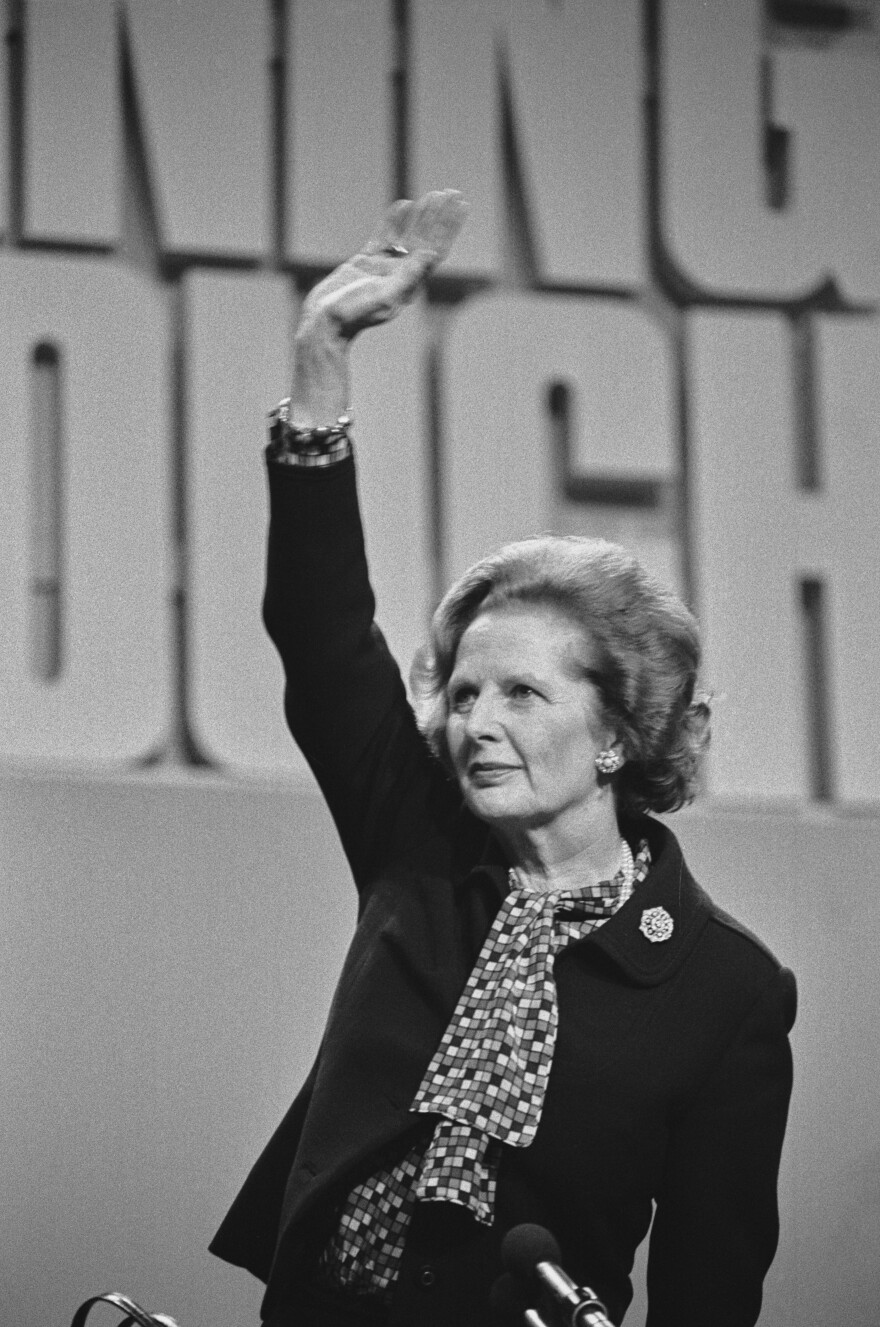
[639,906,674,943]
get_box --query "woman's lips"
[468,762,518,784]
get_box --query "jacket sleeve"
[261,454,458,884]
[646,965,797,1327]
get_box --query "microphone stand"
[535,1261,614,1327]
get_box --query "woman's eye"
[510,683,537,700]
[449,686,476,711]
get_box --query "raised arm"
[263,192,469,884]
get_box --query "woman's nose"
[463,691,502,738]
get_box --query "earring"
[595,748,623,775]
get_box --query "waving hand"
[290,190,469,424]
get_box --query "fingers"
[363,189,469,269]
[400,189,470,267]
[302,190,469,340]
[363,199,414,256]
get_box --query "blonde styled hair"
[411,535,710,816]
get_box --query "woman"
[210,191,795,1327]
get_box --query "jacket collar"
[460,814,712,989]
[585,814,712,987]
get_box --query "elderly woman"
[210,192,795,1327]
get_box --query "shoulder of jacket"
[703,897,787,974]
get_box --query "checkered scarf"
[410,839,650,1221]
[320,839,651,1296]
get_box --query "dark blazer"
[210,457,796,1327]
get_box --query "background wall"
[2,2,879,1325]
[4,774,879,1327]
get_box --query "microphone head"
[501,1223,563,1282]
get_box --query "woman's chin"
[462,783,524,823]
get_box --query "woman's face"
[445,604,616,835]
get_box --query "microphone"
[489,1271,552,1327]
[501,1223,615,1327]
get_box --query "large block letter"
[0,253,171,763]
[502,0,642,285]
[286,0,390,264]
[690,310,880,803]
[443,290,676,583]
[814,314,880,803]
[410,0,643,284]
[25,0,117,243]
[773,45,880,302]
[662,0,880,300]
[126,0,269,255]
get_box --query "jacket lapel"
[586,815,712,987]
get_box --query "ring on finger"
[381,243,409,257]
